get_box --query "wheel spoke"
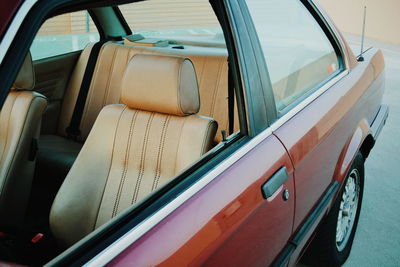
[336,168,361,252]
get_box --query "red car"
[0,0,388,266]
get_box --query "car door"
[106,135,295,267]
[244,0,354,263]
[33,52,80,133]
[70,0,295,266]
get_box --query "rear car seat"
[0,52,47,227]
[50,54,217,247]
[37,41,239,183]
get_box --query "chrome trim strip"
[371,104,389,140]
[0,0,37,63]
[84,127,273,267]
[269,0,351,131]
[270,70,349,131]
[310,0,350,70]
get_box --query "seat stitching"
[102,47,118,107]
[177,59,183,115]
[0,93,17,165]
[0,92,26,195]
[200,120,214,156]
[152,115,170,191]
[94,106,126,228]
[112,109,138,217]
[132,112,155,204]
[79,45,104,134]
[198,57,206,93]
[210,60,223,117]
[173,117,186,174]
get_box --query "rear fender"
[333,119,371,185]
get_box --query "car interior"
[0,0,244,265]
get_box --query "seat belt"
[66,40,107,140]
[228,60,235,135]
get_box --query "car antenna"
[357,6,367,62]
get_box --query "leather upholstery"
[58,43,94,137]
[57,43,238,142]
[121,54,200,116]
[39,42,237,189]
[13,52,35,90]
[0,89,47,226]
[50,55,217,247]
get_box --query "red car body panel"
[109,135,294,266]
[0,0,23,39]
[282,50,385,266]
[107,47,385,267]
[276,50,384,231]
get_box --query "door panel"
[109,134,294,266]
[33,51,80,134]
[274,63,375,231]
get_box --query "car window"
[118,0,224,46]
[30,11,99,60]
[245,0,340,115]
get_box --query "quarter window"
[30,11,99,60]
[246,0,341,114]
[119,0,224,45]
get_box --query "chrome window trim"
[0,0,37,63]
[309,0,350,70]
[268,0,351,129]
[270,70,349,131]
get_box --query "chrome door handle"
[261,167,289,199]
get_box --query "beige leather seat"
[0,52,47,227]
[37,42,238,186]
[57,42,237,143]
[50,54,217,247]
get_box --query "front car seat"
[0,52,47,227]
[50,54,218,247]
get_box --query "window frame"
[29,10,102,61]
[0,0,261,265]
[242,0,350,127]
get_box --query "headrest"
[121,54,200,116]
[13,52,35,90]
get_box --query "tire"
[301,152,364,267]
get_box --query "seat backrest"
[50,54,217,247]
[58,42,238,143]
[0,52,47,227]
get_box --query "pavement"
[341,34,400,267]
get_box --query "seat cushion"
[0,91,47,227]
[50,54,217,247]
[50,105,217,247]
[57,43,238,143]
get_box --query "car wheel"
[301,152,364,267]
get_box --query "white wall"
[317,0,400,45]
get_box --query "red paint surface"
[273,49,385,266]
[109,135,294,266]
[0,0,23,39]
[108,49,385,267]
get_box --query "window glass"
[30,11,99,60]
[246,0,340,114]
[119,0,224,46]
